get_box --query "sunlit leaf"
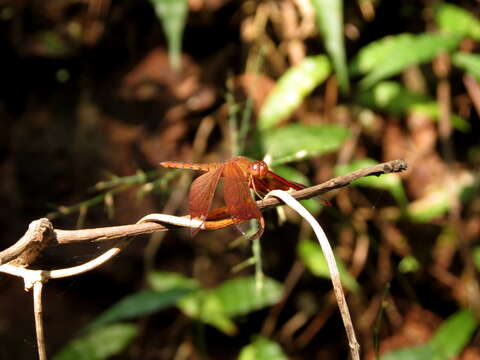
[407,170,473,222]
[52,323,138,360]
[356,81,471,132]
[350,33,461,88]
[381,309,477,360]
[258,56,331,130]
[334,158,408,207]
[311,0,349,93]
[297,241,359,292]
[264,124,349,165]
[238,336,288,360]
[178,289,237,335]
[407,188,451,223]
[149,0,188,71]
[452,52,480,81]
[147,271,200,292]
[177,276,283,334]
[435,3,480,40]
[215,276,283,317]
[87,289,191,329]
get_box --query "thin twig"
[33,281,47,360]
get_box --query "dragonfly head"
[249,160,269,178]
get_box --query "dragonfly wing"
[189,165,224,235]
[223,162,264,239]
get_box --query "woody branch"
[0,159,408,269]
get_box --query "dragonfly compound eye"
[250,161,268,177]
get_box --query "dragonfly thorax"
[249,160,269,178]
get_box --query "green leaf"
[147,270,200,292]
[334,158,408,207]
[238,336,288,360]
[52,323,138,360]
[452,52,480,81]
[297,241,359,292]
[149,0,188,71]
[381,309,477,360]
[356,81,471,132]
[311,0,349,93]
[350,33,461,88]
[87,289,191,329]
[429,309,477,358]
[177,276,283,334]
[215,276,283,317]
[263,124,349,165]
[381,344,436,360]
[436,3,480,40]
[258,56,331,130]
[178,288,237,334]
[406,188,451,223]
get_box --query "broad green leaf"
[178,288,237,335]
[311,0,349,93]
[258,56,331,130]
[215,276,283,317]
[334,158,408,207]
[238,336,288,360]
[270,165,321,214]
[297,241,359,292]
[177,276,283,334]
[147,270,200,292]
[263,124,349,165]
[436,3,480,40]
[87,289,191,329]
[406,187,451,223]
[452,52,480,81]
[53,323,138,360]
[429,309,477,358]
[382,309,477,360]
[350,33,461,88]
[350,33,415,76]
[150,0,188,71]
[407,168,474,222]
[356,81,470,131]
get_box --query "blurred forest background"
[0,0,480,359]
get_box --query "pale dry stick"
[265,190,360,360]
[33,281,47,360]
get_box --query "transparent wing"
[189,165,224,235]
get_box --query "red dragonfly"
[160,156,306,239]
